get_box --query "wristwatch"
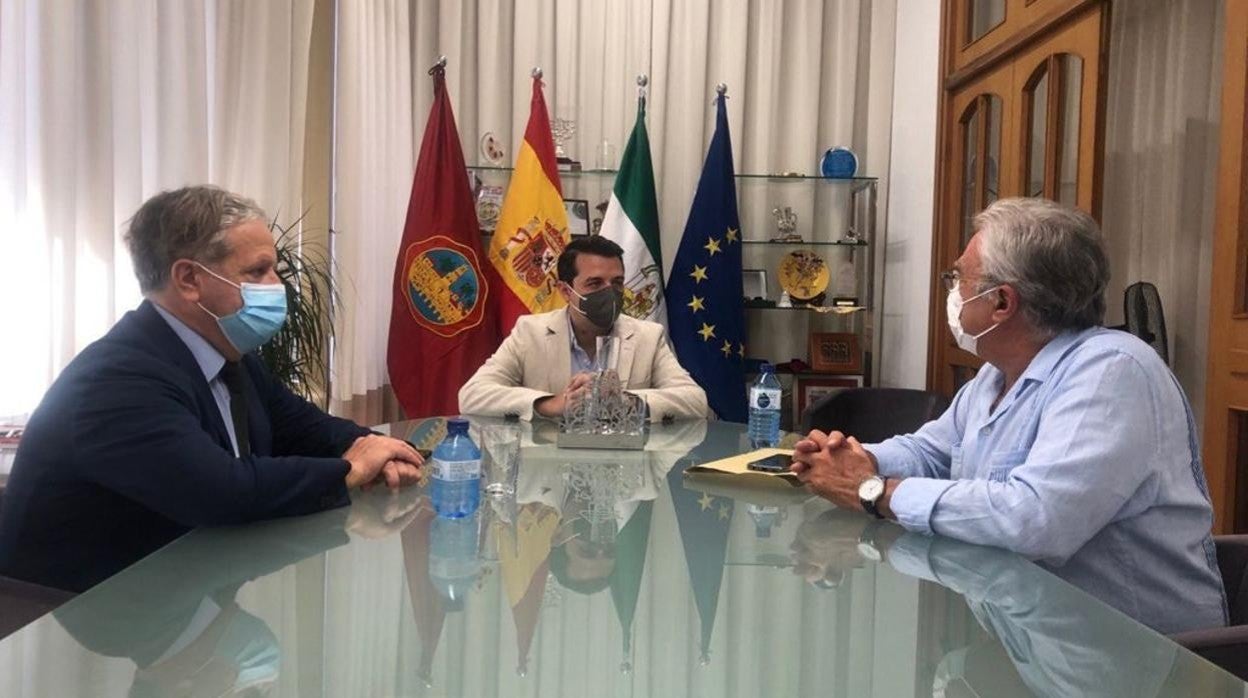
[858,475,888,520]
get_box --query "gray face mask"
[569,286,624,330]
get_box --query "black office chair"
[799,387,951,442]
[1170,535,1248,681]
[0,475,77,639]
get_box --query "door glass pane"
[967,0,1006,44]
[961,104,981,247]
[1058,54,1084,206]
[1027,68,1048,198]
[985,95,1002,205]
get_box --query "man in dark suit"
[0,185,423,592]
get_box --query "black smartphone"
[746,453,792,473]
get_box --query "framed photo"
[794,375,864,423]
[742,268,768,300]
[808,332,862,374]
[564,198,591,237]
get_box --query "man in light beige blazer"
[459,237,708,422]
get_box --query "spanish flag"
[486,73,570,336]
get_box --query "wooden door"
[928,0,1108,396]
[1203,0,1248,533]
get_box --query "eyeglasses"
[940,270,962,292]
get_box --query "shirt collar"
[1015,328,1088,386]
[152,302,227,382]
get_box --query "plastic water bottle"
[748,363,782,448]
[429,508,482,611]
[431,418,481,518]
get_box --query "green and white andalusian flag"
[601,99,666,325]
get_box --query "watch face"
[858,477,885,501]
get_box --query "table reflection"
[0,418,1241,697]
[52,508,350,697]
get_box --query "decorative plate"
[778,251,829,301]
[480,132,506,165]
[820,146,858,179]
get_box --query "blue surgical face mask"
[195,263,287,354]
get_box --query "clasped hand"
[341,434,425,490]
[534,372,594,418]
[789,429,879,511]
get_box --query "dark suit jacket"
[0,300,369,592]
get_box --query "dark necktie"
[219,361,252,456]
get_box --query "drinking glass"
[481,424,520,497]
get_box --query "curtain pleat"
[1101,0,1223,432]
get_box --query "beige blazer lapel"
[615,317,637,387]
[544,308,572,392]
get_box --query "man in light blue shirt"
[791,198,1226,634]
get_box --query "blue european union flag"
[666,92,747,422]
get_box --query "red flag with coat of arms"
[387,63,498,418]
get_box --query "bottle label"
[432,458,481,481]
[750,387,781,410]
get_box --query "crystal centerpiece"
[557,336,647,449]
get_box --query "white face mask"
[946,285,1001,356]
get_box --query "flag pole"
[429,54,447,75]
[636,73,648,112]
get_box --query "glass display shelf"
[740,238,868,247]
[467,165,617,177]
[743,304,869,313]
[735,173,878,182]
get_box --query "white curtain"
[0,1,316,687]
[1101,0,1224,431]
[0,0,315,419]
[333,0,896,417]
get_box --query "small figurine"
[770,206,802,243]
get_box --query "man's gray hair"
[973,197,1109,336]
[124,185,268,293]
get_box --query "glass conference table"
[1,418,1244,697]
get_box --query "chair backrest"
[800,387,951,443]
[0,575,76,640]
[1215,535,1248,625]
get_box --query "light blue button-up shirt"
[152,304,241,456]
[871,327,1226,634]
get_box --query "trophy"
[770,206,802,243]
[550,117,581,171]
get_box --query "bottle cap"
[760,363,774,373]
[446,417,470,434]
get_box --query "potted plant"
[257,217,336,408]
